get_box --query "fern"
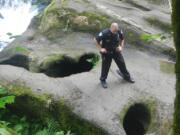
[0,96,15,109]
[0,87,15,109]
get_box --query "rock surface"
[0,0,176,134]
[0,44,175,134]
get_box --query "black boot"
[100,80,108,88]
[116,70,135,83]
[125,77,135,83]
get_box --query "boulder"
[0,0,110,73]
[39,0,110,38]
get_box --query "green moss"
[0,48,30,70]
[14,46,29,54]
[71,12,110,33]
[140,34,162,42]
[39,54,65,70]
[39,0,76,36]
[39,0,111,38]
[52,101,107,135]
[0,45,29,58]
[87,53,99,67]
[0,84,108,135]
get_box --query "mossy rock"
[39,0,111,38]
[71,12,110,33]
[0,84,108,135]
[0,46,30,69]
[119,97,160,134]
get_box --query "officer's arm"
[119,30,125,49]
[94,38,102,50]
[120,39,125,48]
[94,32,103,50]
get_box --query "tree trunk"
[172,0,180,134]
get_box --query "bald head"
[110,23,119,34]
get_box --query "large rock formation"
[0,0,110,75]
[0,0,175,135]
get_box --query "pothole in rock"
[123,103,151,135]
[39,53,99,77]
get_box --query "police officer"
[95,23,135,88]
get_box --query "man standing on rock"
[95,23,135,88]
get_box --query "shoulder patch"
[120,30,123,34]
[99,32,103,36]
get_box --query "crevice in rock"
[39,53,99,77]
[125,0,151,11]
[123,103,151,135]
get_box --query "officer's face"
[111,27,118,34]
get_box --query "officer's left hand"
[116,46,123,52]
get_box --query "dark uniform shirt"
[96,29,124,51]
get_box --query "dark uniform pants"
[100,50,130,81]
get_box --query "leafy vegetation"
[0,86,72,135]
[14,46,29,54]
[0,84,107,135]
[140,33,165,42]
[0,87,15,109]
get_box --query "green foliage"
[0,125,17,135]
[0,85,73,135]
[0,87,15,109]
[140,33,163,42]
[0,96,15,109]
[0,112,73,135]
[0,87,16,135]
[85,53,100,68]
[0,128,12,135]
[0,84,107,135]
[14,46,29,54]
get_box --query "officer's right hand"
[100,48,107,54]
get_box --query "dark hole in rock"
[40,53,99,77]
[123,103,151,135]
[0,54,29,69]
